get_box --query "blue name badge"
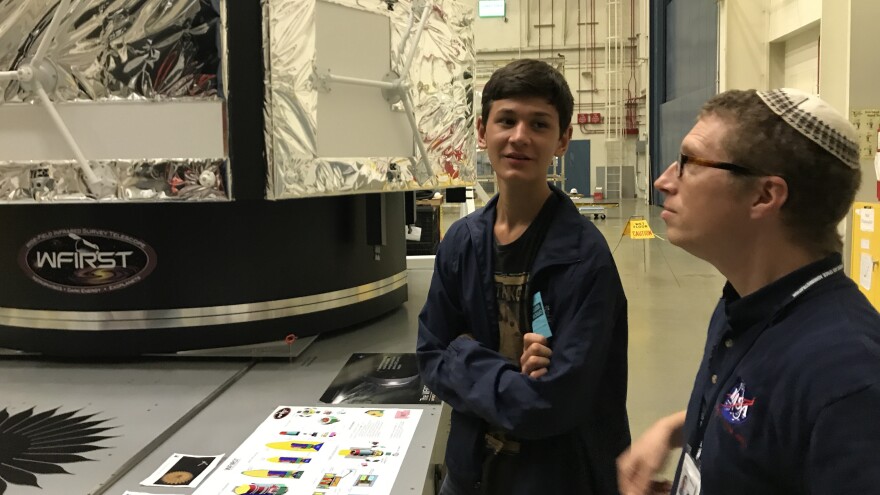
[531,292,552,338]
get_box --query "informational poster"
[140,453,224,488]
[851,202,880,311]
[861,253,874,291]
[320,353,439,405]
[194,406,422,495]
[849,109,880,159]
[860,207,876,233]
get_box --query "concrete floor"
[591,199,721,476]
[0,199,722,493]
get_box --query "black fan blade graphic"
[0,407,113,494]
[15,453,91,464]
[0,465,39,488]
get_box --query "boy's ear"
[555,125,573,156]
[477,117,487,149]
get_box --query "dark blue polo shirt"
[675,253,880,494]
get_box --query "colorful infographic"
[193,406,422,495]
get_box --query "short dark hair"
[700,89,861,255]
[480,59,574,136]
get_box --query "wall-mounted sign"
[478,0,505,17]
[19,229,157,294]
[577,112,603,124]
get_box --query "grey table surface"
[0,265,447,495]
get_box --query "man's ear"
[477,116,487,149]
[750,175,788,219]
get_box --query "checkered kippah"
[756,88,860,170]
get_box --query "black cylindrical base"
[0,193,407,356]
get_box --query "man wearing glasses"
[617,89,880,495]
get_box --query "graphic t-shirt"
[493,194,559,364]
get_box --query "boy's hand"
[520,333,552,378]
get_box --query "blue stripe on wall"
[650,0,718,205]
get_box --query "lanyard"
[687,263,844,460]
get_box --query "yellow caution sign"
[622,218,655,239]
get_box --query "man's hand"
[520,333,552,378]
[647,481,673,495]
[617,411,685,495]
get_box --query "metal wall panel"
[650,0,718,205]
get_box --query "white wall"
[768,0,821,41]
[724,0,822,94]
[818,0,880,273]
[818,0,848,110]
[782,26,820,94]
[472,0,522,50]
[765,0,821,94]
[473,0,648,198]
[848,0,880,203]
[722,0,768,90]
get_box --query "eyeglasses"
[676,153,768,178]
